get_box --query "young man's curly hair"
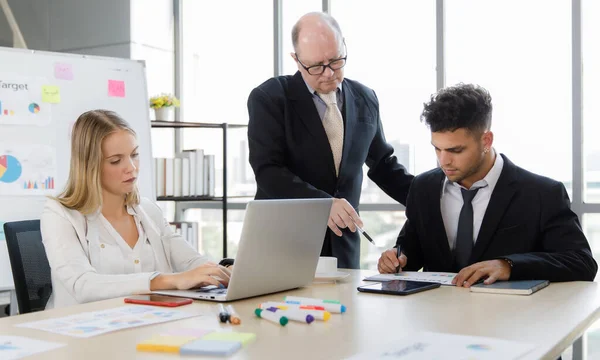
[421,83,493,135]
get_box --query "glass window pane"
[181,0,272,126]
[582,214,600,280]
[359,211,406,270]
[180,1,271,198]
[583,0,600,202]
[224,208,246,259]
[185,208,224,260]
[282,0,323,75]
[331,0,437,204]
[446,0,572,194]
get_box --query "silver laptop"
[153,198,333,302]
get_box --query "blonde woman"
[41,110,230,309]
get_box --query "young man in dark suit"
[378,84,597,285]
[247,12,413,269]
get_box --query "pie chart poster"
[0,144,57,196]
[0,74,51,126]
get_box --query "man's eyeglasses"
[295,45,347,76]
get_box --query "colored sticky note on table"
[54,63,74,80]
[202,332,256,346]
[108,80,125,97]
[136,335,197,353]
[42,85,61,103]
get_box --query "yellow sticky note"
[136,335,197,353]
[202,332,256,346]
[42,85,61,103]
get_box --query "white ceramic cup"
[315,256,338,275]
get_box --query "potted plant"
[149,93,180,121]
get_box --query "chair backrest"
[3,220,52,314]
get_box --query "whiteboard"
[0,47,155,290]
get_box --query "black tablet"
[357,280,441,295]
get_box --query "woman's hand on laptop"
[329,198,363,236]
[151,263,230,291]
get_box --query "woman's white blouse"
[96,206,157,275]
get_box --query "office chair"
[3,220,52,314]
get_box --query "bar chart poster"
[0,144,57,196]
[0,74,51,126]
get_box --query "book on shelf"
[154,149,215,198]
[204,154,215,197]
[169,221,199,251]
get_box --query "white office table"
[0,270,599,359]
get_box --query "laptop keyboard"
[194,287,227,294]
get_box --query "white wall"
[0,0,174,95]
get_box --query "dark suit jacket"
[398,154,597,281]
[248,72,413,269]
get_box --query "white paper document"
[17,305,200,338]
[0,336,65,360]
[364,271,458,285]
[346,332,535,360]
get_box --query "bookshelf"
[151,120,249,257]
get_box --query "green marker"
[255,308,288,326]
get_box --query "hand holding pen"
[327,198,363,237]
[395,245,402,273]
[377,246,407,274]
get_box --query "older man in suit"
[247,12,413,269]
[378,83,597,285]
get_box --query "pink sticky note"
[108,80,125,97]
[54,63,74,80]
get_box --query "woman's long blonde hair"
[57,110,140,214]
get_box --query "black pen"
[396,245,402,273]
[218,303,230,323]
[355,223,375,245]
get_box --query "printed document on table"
[17,305,202,338]
[346,332,535,360]
[364,271,458,285]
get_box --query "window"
[181,0,273,130]
[359,211,406,269]
[184,209,225,260]
[331,0,437,204]
[180,0,272,255]
[583,0,600,202]
[446,0,572,194]
[583,214,600,279]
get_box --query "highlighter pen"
[226,305,241,325]
[217,303,230,323]
[259,303,332,321]
[255,308,288,326]
[284,296,341,305]
[396,244,402,274]
[266,307,314,324]
[284,300,346,314]
[260,301,326,311]
[355,223,375,245]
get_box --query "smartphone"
[357,280,440,295]
[124,295,193,307]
